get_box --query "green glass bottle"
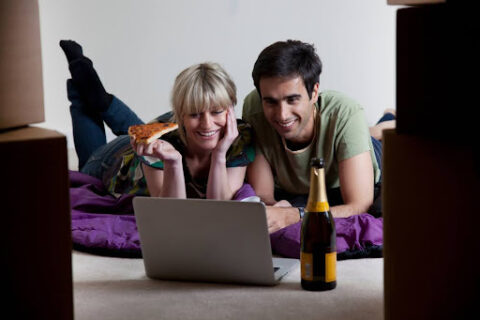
[300,158,337,291]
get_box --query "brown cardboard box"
[396,4,477,143]
[382,129,479,320]
[1,126,73,320]
[0,0,44,130]
[388,0,445,5]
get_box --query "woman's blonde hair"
[170,62,237,143]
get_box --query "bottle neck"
[305,166,330,212]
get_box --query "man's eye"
[287,97,300,104]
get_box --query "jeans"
[67,79,144,176]
[370,112,395,172]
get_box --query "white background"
[37,0,397,147]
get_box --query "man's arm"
[247,154,300,233]
[330,151,374,218]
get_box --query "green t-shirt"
[242,89,380,195]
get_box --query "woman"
[61,40,254,199]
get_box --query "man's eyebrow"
[285,94,301,100]
[262,94,301,102]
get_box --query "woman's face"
[182,107,227,152]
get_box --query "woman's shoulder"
[226,119,255,167]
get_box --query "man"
[242,40,386,233]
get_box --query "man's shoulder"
[320,90,362,108]
[242,89,263,118]
[319,90,364,118]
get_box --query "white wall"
[37,0,397,147]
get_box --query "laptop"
[133,197,297,286]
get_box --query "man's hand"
[266,201,301,233]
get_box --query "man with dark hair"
[243,40,391,233]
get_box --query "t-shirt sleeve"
[138,155,164,169]
[335,109,372,162]
[226,121,256,167]
[242,90,273,157]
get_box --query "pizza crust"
[128,122,178,144]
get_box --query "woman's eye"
[189,113,200,118]
[211,110,224,115]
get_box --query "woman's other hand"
[213,106,239,157]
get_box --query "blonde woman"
[61,40,254,199]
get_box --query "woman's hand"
[213,106,239,157]
[130,137,182,164]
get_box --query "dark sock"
[376,112,396,124]
[60,40,113,112]
[59,40,84,63]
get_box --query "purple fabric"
[233,183,256,200]
[69,171,140,252]
[270,215,383,259]
[69,170,383,258]
[69,171,256,255]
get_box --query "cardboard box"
[388,0,445,5]
[1,126,73,320]
[396,4,477,143]
[0,0,44,130]
[382,129,479,320]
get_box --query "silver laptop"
[133,197,297,286]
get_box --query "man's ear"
[311,83,320,103]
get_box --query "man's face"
[259,76,319,145]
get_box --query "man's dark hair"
[252,40,322,99]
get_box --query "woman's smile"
[196,129,221,139]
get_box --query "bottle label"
[306,201,329,212]
[325,252,336,283]
[300,252,314,281]
[301,251,336,282]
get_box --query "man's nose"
[277,102,290,121]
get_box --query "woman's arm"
[246,153,276,204]
[206,107,244,199]
[142,161,186,198]
[133,138,186,198]
[207,158,246,200]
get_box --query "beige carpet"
[72,251,384,320]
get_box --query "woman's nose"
[200,113,213,128]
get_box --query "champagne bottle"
[300,157,337,291]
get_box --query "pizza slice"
[128,122,178,144]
